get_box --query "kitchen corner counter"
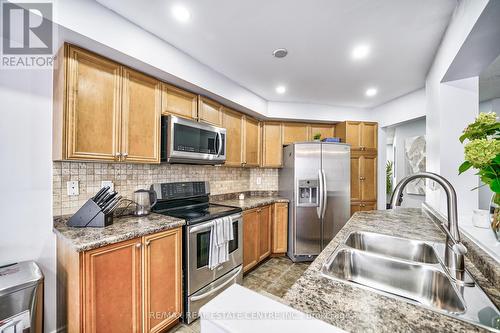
[53,213,185,252]
[283,208,500,333]
[213,196,289,210]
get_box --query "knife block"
[67,199,114,228]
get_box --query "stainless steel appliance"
[151,181,242,324]
[279,142,350,262]
[133,189,156,216]
[161,115,226,164]
[0,261,43,333]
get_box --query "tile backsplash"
[53,161,279,215]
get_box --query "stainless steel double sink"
[321,231,500,330]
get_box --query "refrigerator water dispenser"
[297,179,319,206]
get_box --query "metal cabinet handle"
[145,240,151,246]
[135,243,142,248]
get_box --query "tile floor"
[169,256,310,333]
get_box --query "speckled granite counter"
[283,208,500,333]
[53,213,185,252]
[213,196,288,210]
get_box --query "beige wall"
[53,161,278,215]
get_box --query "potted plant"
[313,133,322,141]
[458,112,500,240]
[386,160,393,209]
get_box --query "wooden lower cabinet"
[258,205,272,261]
[57,227,182,333]
[351,201,377,216]
[243,203,288,273]
[143,229,182,333]
[272,203,288,254]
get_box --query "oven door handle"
[189,214,242,234]
[190,265,242,302]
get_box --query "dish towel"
[208,216,234,270]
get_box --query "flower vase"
[490,193,500,241]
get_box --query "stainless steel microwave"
[161,115,226,164]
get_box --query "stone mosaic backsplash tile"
[53,161,279,216]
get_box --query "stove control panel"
[151,181,209,200]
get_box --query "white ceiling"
[96,0,456,108]
[480,54,500,102]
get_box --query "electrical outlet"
[101,181,114,192]
[67,181,79,196]
[256,177,262,185]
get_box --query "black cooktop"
[154,202,241,225]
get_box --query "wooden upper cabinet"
[336,121,377,151]
[161,83,197,120]
[223,107,244,167]
[60,45,122,161]
[243,209,260,273]
[198,96,223,126]
[361,154,377,202]
[243,116,261,167]
[310,124,335,141]
[83,238,143,333]
[272,203,288,254]
[361,122,378,151]
[143,228,182,333]
[282,123,309,145]
[261,122,283,168]
[258,205,272,261]
[350,154,362,202]
[122,68,161,163]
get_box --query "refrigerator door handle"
[317,169,323,219]
[321,169,328,219]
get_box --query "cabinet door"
[143,228,182,333]
[345,122,362,149]
[361,155,377,202]
[198,96,223,126]
[161,83,197,120]
[350,202,362,217]
[261,122,283,167]
[66,46,121,161]
[258,206,272,261]
[83,239,142,333]
[272,203,288,254]
[361,122,378,151]
[223,108,243,167]
[243,209,260,273]
[350,154,362,202]
[122,68,161,163]
[361,202,377,211]
[282,123,309,145]
[310,125,334,141]
[244,116,261,167]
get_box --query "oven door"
[186,214,242,295]
[165,115,226,164]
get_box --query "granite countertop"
[213,196,289,210]
[283,208,500,333]
[53,213,185,252]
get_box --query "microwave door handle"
[216,132,222,157]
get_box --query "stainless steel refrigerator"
[279,142,350,262]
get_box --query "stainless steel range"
[150,181,243,323]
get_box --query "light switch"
[67,181,79,196]
[101,180,114,192]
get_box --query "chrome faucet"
[389,172,472,285]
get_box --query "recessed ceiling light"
[273,48,288,58]
[365,88,377,97]
[172,5,190,23]
[352,44,370,60]
[276,85,286,94]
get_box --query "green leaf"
[490,178,500,193]
[459,133,468,143]
[458,161,472,174]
